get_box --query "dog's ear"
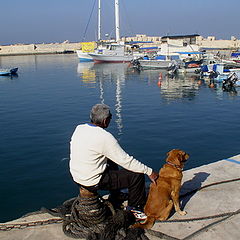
[167,149,175,156]
[178,150,189,162]
[178,150,185,156]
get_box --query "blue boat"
[0,67,18,76]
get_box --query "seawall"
[0,42,82,56]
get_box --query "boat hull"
[89,53,133,63]
[177,67,201,74]
[76,50,94,62]
[139,59,175,70]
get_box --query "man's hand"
[148,171,159,185]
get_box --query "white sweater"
[69,123,152,186]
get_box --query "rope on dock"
[182,209,240,240]
[146,177,240,240]
[61,195,149,239]
[62,194,115,239]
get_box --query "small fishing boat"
[0,67,18,76]
[76,50,94,62]
[137,54,180,70]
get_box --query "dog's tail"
[132,216,155,229]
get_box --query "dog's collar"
[166,161,183,171]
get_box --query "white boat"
[89,42,134,63]
[139,59,176,70]
[138,55,180,70]
[138,48,204,71]
[76,50,94,62]
[177,67,201,74]
[90,0,136,63]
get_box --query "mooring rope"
[62,194,115,239]
[146,177,240,240]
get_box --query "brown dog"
[133,149,189,229]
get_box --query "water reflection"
[77,63,239,136]
[93,64,128,137]
[0,73,18,81]
[126,68,203,101]
[77,63,240,101]
[78,63,128,137]
[77,62,95,86]
[137,69,239,100]
[159,73,201,101]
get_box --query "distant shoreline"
[1,34,240,56]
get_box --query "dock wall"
[0,42,82,56]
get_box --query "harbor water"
[1,54,240,223]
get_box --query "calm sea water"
[1,54,240,222]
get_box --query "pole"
[115,0,120,42]
[98,0,101,41]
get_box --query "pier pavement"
[0,154,240,240]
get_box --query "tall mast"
[115,0,120,42]
[98,0,101,41]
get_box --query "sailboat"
[77,0,102,62]
[89,0,135,63]
[89,42,134,63]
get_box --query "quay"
[0,155,239,240]
[0,41,82,56]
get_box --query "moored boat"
[0,67,18,76]
[137,54,180,70]
[76,50,94,62]
[138,59,176,70]
[89,42,134,63]
[89,0,137,63]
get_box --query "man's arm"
[103,133,154,176]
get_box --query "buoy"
[209,83,215,88]
[159,72,163,80]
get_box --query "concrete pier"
[0,42,82,56]
[0,155,239,240]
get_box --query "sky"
[1,0,240,45]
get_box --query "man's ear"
[102,118,109,128]
[101,119,106,127]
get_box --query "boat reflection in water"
[157,72,202,101]
[77,62,95,86]
[77,63,238,137]
[77,63,128,137]
[127,66,204,101]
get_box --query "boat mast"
[98,0,101,41]
[115,0,120,42]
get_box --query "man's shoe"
[126,206,147,221]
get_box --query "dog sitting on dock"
[133,149,189,229]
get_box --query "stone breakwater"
[0,42,82,56]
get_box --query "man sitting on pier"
[69,103,158,220]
